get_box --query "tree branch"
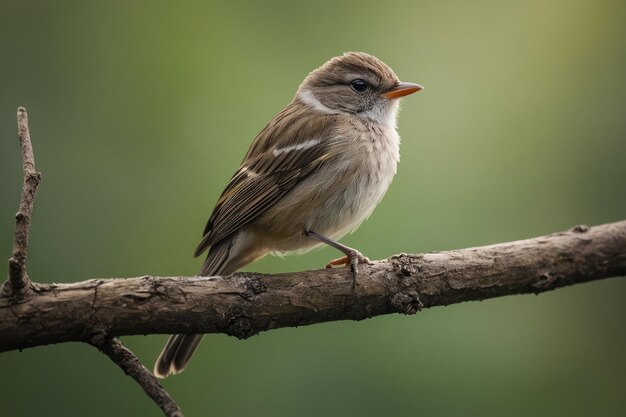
[92,338,183,417]
[2,221,624,353]
[4,107,41,298]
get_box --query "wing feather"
[195,104,337,257]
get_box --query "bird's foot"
[325,250,371,291]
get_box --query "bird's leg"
[305,230,371,290]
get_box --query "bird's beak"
[382,82,424,99]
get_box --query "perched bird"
[154,52,422,378]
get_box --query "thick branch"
[1,221,624,352]
[5,107,41,297]
[93,338,183,417]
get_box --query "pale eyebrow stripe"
[297,89,336,115]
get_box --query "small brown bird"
[154,52,422,378]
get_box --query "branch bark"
[2,221,624,353]
[5,107,41,298]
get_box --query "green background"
[1,1,625,416]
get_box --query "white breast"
[317,124,400,239]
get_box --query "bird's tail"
[153,237,236,379]
[153,334,204,378]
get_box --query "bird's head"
[296,52,422,126]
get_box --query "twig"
[1,220,624,352]
[5,107,41,298]
[93,338,183,417]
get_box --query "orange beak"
[382,82,424,99]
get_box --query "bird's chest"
[312,125,400,236]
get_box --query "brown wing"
[194,104,337,257]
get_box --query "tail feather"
[153,237,234,378]
[172,334,204,372]
[154,334,204,378]
[153,334,184,378]
[199,237,234,277]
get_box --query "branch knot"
[390,291,423,315]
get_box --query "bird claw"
[324,250,371,291]
[325,252,370,269]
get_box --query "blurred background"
[1,0,625,416]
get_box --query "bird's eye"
[351,79,368,92]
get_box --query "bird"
[154,51,422,378]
